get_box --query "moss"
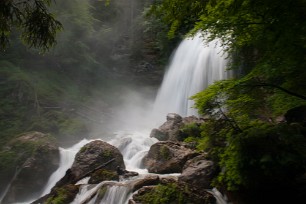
[79,146,88,153]
[159,146,171,160]
[137,183,186,204]
[180,122,202,140]
[102,149,113,158]
[0,132,57,189]
[45,184,79,204]
[96,186,108,201]
[89,169,119,184]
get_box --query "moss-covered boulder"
[144,141,198,174]
[89,169,119,184]
[71,140,125,180]
[54,140,125,188]
[178,154,216,189]
[43,184,79,204]
[0,131,59,203]
[150,113,204,141]
[130,180,216,204]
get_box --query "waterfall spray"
[153,32,229,124]
[29,33,230,204]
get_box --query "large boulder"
[144,141,199,174]
[33,140,125,204]
[0,132,59,203]
[150,113,183,141]
[150,113,203,141]
[130,179,216,204]
[55,140,125,187]
[178,154,216,189]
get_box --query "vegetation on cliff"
[0,0,170,149]
[149,0,306,202]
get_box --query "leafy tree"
[0,0,62,52]
[149,0,306,201]
[148,0,306,97]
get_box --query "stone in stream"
[32,140,125,203]
[144,141,199,174]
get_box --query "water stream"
[21,33,230,204]
[153,32,229,122]
[40,139,92,197]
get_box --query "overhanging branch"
[247,83,306,101]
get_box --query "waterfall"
[153,32,229,123]
[27,33,230,204]
[70,131,157,204]
[39,139,91,196]
[99,184,131,204]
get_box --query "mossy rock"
[133,182,215,204]
[45,184,80,204]
[89,169,119,184]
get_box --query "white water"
[14,33,229,204]
[39,139,92,197]
[153,32,229,123]
[71,33,229,204]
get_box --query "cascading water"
[39,139,92,197]
[25,33,230,204]
[153,32,229,124]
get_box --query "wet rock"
[89,169,119,184]
[72,140,124,177]
[1,132,59,203]
[116,166,139,179]
[32,140,125,203]
[179,154,216,189]
[33,184,79,204]
[130,180,216,204]
[144,141,199,174]
[150,113,203,141]
[55,140,125,187]
[149,128,168,141]
[117,137,133,151]
[131,175,160,191]
[130,186,156,204]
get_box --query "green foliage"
[0,132,57,189]
[142,6,182,65]
[159,146,171,160]
[191,76,306,192]
[217,123,306,191]
[148,0,306,100]
[89,169,118,184]
[180,122,202,138]
[147,0,206,39]
[0,58,88,147]
[46,184,79,204]
[137,183,186,204]
[0,0,62,52]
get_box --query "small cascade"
[69,131,157,204]
[208,188,230,204]
[28,33,230,204]
[39,139,91,197]
[71,182,106,204]
[108,130,157,173]
[99,184,132,204]
[153,32,229,124]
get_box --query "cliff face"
[0,132,59,203]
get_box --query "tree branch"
[243,82,306,101]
